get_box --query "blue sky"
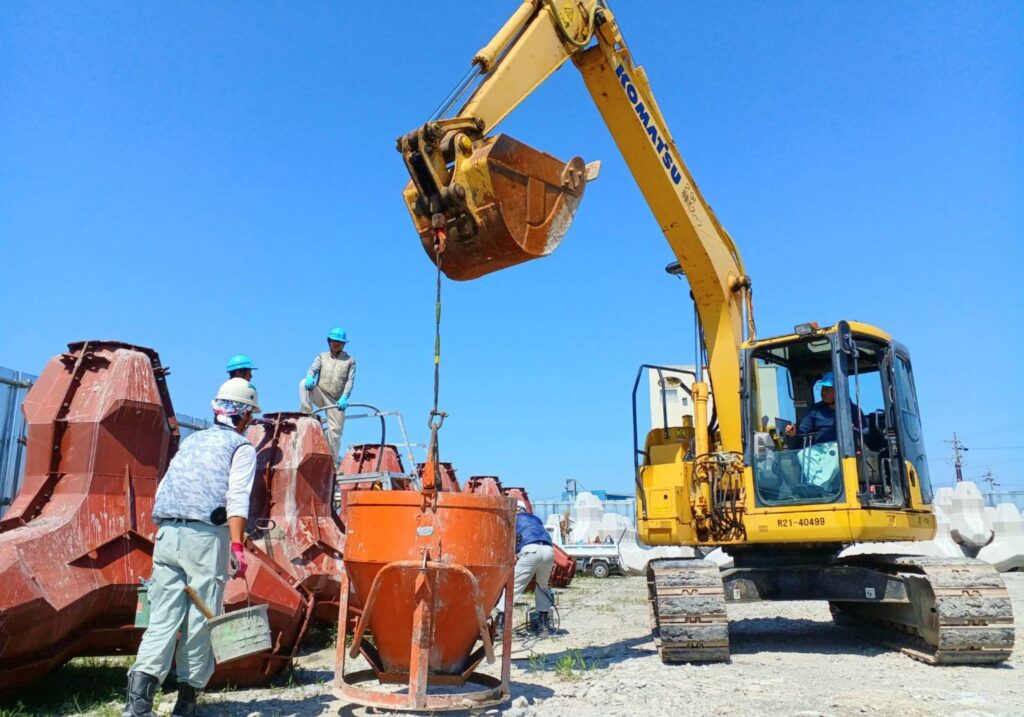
[1,2,1021,497]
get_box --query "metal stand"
[334,562,513,711]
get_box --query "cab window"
[748,339,844,507]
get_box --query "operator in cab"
[784,372,861,447]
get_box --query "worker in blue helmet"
[225,355,256,382]
[784,371,863,447]
[299,327,356,462]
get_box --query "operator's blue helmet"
[327,327,348,342]
[226,354,256,372]
[819,372,835,388]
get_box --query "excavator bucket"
[402,134,589,281]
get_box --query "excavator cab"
[744,321,934,512]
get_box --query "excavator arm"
[398,0,752,453]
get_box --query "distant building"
[646,364,781,432]
[646,365,707,430]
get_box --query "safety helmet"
[327,327,348,343]
[213,378,261,413]
[516,500,528,513]
[225,354,256,372]
[819,372,835,388]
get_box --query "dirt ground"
[35,572,1024,717]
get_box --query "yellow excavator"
[397,0,1015,664]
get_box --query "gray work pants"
[299,379,346,462]
[497,543,555,614]
[130,521,229,687]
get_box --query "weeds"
[553,649,590,682]
[0,656,131,716]
[526,652,547,673]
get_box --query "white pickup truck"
[545,526,622,578]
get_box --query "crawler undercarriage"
[647,552,1015,665]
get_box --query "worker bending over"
[225,354,256,381]
[299,327,356,462]
[121,378,260,717]
[495,501,559,636]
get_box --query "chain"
[426,226,448,494]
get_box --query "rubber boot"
[539,611,564,636]
[121,671,158,717]
[171,683,199,717]
[526,611,541,635]
[493,611,505,636]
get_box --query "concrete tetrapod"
[977,503,1024,572]
[948,481,994,550]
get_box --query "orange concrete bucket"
[334,490,516,711]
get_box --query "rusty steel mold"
[245,412,345,625]
[0,344,339,693]
[335,489,515,711]
[0,341,177,696]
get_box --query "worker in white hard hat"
[494,500,560,637]
[122,378,260,717]
[299,327,356,463]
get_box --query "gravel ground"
[67,572,1024,717]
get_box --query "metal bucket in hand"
[208,604,272,664]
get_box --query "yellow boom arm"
[399,0,754,452]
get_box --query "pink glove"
[230,542,247,579]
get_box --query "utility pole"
[983,469,1000,493]
[945,432,968,483]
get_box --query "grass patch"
[0,656,133,716]
[553,649,590,682]
[526,652,547,673]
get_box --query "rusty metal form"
[463,475,503,496]
[415,461,460,493]
[179,411,329,687]
[207,550,311,688]
[401,133,588,281]
[338,444,416,519]
[0,341,177,696]
[335,488,515,711]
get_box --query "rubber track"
[830,555,1014,665]
[646,558,729,663]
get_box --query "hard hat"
[212,378,261,413]
[516,500,528,513]
[225,354,256,372]
[327,327,348,342]
[819,372,835,388]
